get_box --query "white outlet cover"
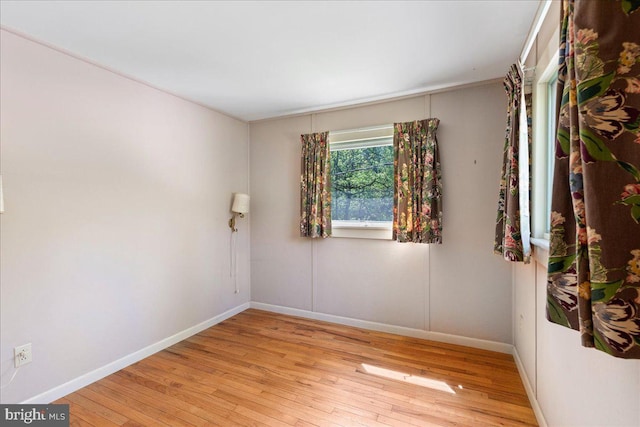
[14,343,32,368]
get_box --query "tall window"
[329,126,394,238]
[545,73,558,237]
[532,49,559,243]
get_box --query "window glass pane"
[330,144,393,223]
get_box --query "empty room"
[1,1,639,426]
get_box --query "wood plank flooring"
[55,309,537,426]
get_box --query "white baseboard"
[250,302,513,354]
[22,302,250,404]
[512,347,548,427]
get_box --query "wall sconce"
[229,193,250,232]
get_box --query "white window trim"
[531,27,559,250]
[332,224,393,240]
[329,125,394,240]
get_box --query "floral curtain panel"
[393,119,442,243]
[300,131,332,238]
[547,0,640,358]
[494,64,532,262]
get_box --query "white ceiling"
[0,1,542,121]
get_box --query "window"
[532,48,560,245]
[545,73,558,236]
[329,125,394,239]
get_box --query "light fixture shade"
[231,193,250,214]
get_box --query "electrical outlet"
[14,343,32,368]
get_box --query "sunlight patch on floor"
[361,363,456,394]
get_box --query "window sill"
[531,237,549,267]
[530,237,549,251]
[331,221,392,240]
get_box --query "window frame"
[329,125,394,240]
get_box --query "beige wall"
[0,30,250,403]
[250,82,513,343]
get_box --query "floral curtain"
[494,64,532,262]
[393,119,442,243]
[300,131,331,238]
[547,0,640,358]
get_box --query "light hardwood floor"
[55,309,537,426]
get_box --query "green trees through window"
[330,145,393,222]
